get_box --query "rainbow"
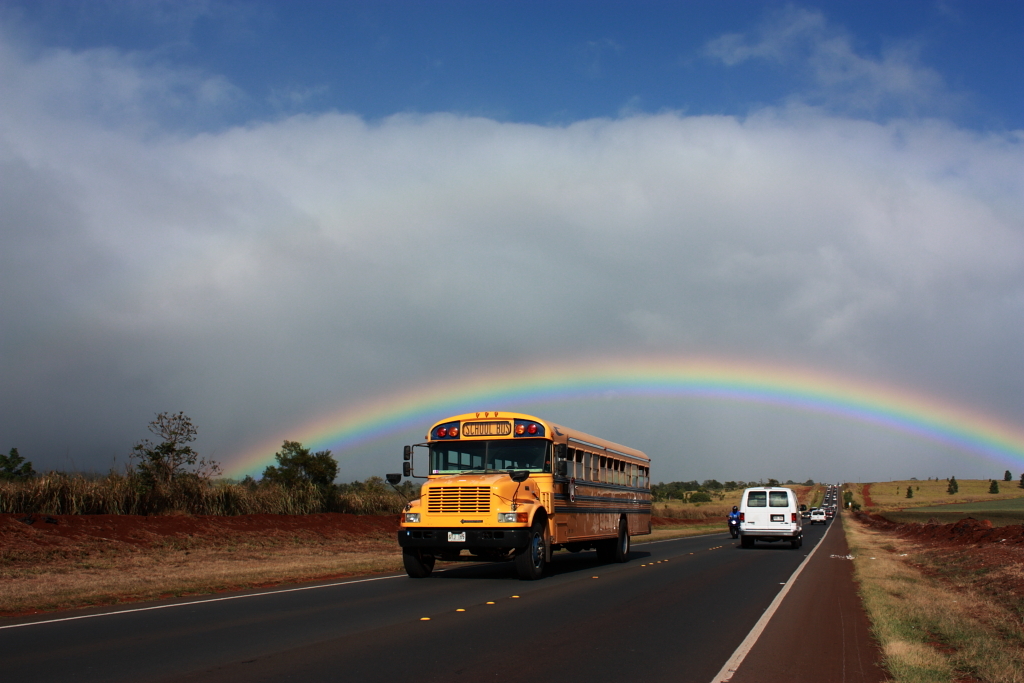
[223,356,1024,478]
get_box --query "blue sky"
[0,1,1022,483]
[6,1,1022,130]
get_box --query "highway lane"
[1,523,830,683]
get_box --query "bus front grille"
[426,486,491,514]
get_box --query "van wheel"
[402,548,435,578]
[515,520,547,580]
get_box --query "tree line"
[0,412,415,515]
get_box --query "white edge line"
[709,521,836,683]
[0,573,405,631]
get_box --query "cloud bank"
[1,14,1022,481]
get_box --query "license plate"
[448,531,466,542]
[771,514,784,522]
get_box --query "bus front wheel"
[514,521,547,580]
[402,548,435,578]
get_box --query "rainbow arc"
[223,357,1024,478]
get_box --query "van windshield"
[429,439,550,474]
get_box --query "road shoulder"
[726,515,887,683]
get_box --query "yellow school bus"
[391,411,651,580]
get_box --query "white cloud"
[1,27,1023,480]
[705,6,957,118]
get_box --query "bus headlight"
[403,513,420,523]
[497,512,528,523]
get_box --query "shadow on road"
[428,548,655,581]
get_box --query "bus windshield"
[429,439,550,474]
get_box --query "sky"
[1,0,1022,485]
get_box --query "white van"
[738,487,804,549]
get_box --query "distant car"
[825,508,835,519]
[809,509,827,524]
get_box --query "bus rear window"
[769,491,790,507]
[746,491,767,507]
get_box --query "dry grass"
[653,485,819,520]
[855,478,1024,511]
[0,473,406,516]
[640,522,725,542]
[845,511,1024,682]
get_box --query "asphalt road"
[1,522,851,683]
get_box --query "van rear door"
[744,490,769,528]
[766,489,794,529]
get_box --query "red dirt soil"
[1,512,686,557]
[861,483,874,507]
[0,513,401,557]
[854,512,1024,618]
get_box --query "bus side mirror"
[403,462,411,477]
[556,461,568,477]
[403,445,412,461]
[510,470,530,483]
[386,473,402,485]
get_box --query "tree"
[0,448,35,481]
[767,478,780,487]
[1019,473,1024,489]
[947,476,958,495]
[905,485,914,499]
[989,479,1000,494]
[262,441,338,488]
[130,412,220,485]
[1005,470,1012,482]
[689,491,713,503]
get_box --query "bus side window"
[600,456,607,483]
[583,452,591,481]
[575,449,583,479]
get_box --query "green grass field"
[882,497,1024,527]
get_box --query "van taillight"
[791,513,798,522]
[739,512,745,522]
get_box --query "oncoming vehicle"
[738,487,804,549]
[390,412,652,580]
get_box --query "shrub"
[0,448,35,481]
[989,479,999,494]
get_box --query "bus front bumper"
[398,527,531,550]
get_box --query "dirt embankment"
[1,512,689,565]
[0,513,400,562]
[855,512,1024,615]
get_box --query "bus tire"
[402,548,435,578]
[514,520,547,580]
[612,517,630,563]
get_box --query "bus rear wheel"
[514,521,547,580]
[402,548,435,578]
[597,518,629,563]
